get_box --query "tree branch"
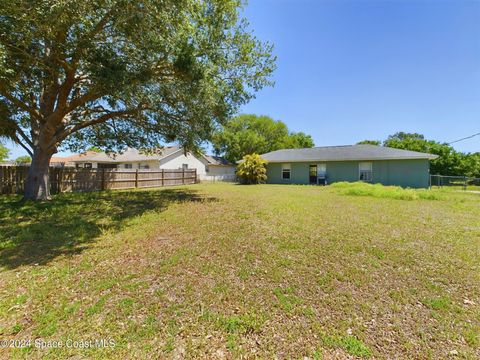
[53,68,76,118]
[0,86,41,121]
[71,8,117,63]
[66,89,101,113]
[54,109,139,145]
[13,135,34,157]
[16,125,34,149]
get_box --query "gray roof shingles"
[203,155,234,166]
[258,145,438,163]
[72,146,182,163]
[72,146,233,165]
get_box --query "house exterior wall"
[207,165,236,176]
[159,151,208,175]
[266,159,430,188]
[117,161,159,169]
[75,160,159,169]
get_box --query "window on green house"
[282,164,291,180]
[359,162,373,182]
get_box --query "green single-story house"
[259,145,438,188]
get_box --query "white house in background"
[202,155,237,176]
[71,146,236,179]
[50,150,99,167]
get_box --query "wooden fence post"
[135,169,139,188]
[4,166,7,194]
[101,168,106,191]
[161,169,164,187]
[0,166,3,194]
[7,166,12,194]
[56,167,59,194]
[194,169,197,183]
[50,167,55,194]
[14,166,18,193]
[182,168,185,185]
[11,166,14,194]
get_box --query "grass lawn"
[0,183,479,359]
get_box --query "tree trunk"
[24,147,54,200]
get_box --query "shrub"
[237,154,268,184]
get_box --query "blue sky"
[5,0,480,159]
[241,0,480,151]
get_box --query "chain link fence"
[430,175,480,191]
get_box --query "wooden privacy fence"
[0,166,197,195]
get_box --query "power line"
[448,132,480,145]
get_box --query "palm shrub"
[237,154,268,184]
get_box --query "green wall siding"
[266,159,430,188]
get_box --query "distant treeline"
[358,132,480,177]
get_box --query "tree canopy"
[212,114,314,162]
[15,155,31,163]
[380,132,479,177]
[0,0,275,199]
[356,140,381,146]
[0,142,9,161]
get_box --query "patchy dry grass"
[0,183,479,359]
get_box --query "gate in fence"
[0,166,197,195]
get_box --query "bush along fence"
[0,166,197,195]
[430,174,480,190]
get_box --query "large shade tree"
[0,0,275,200]
[212,114,314,162]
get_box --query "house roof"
[255,145,438,163]
[72,146,182,163]
[50,151,99,164]
[203,155,234,166]
[50,156,70,164]
[70,146,232,166]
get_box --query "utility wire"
[448,132,480,145]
